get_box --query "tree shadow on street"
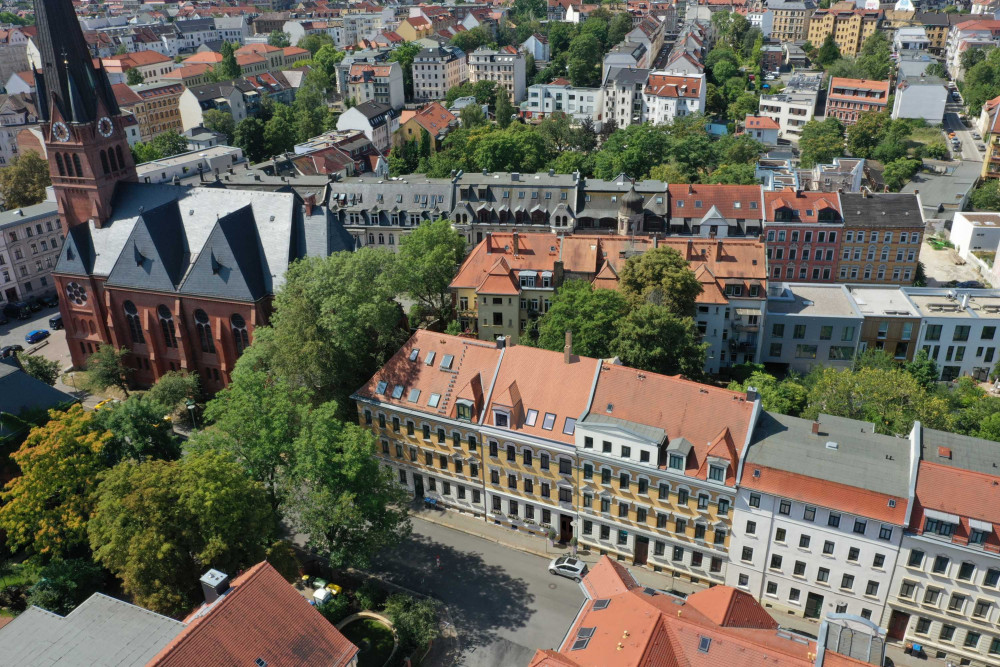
[370,532,536,663]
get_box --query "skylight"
[571,638,590,651]
[698,637,711,653]
[563,417,576,435]
[425,351,436,365]
[408,389,421,403]
[593,599,610,610]
[542,412,556,430]
[578,627,595,638]
[376,381,387,395]
[441,354,454,370]
[391,384,404,399]
[525,409,538,426]
[428,393,441,408]
[408,348,419,361]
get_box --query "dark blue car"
[25,329,49,344]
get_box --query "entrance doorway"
[559,514,573,543]
[4,287,16,302]
[805,592,824,619]
[413,475,424,499]
[633,536,649,565]
[888,610,910,641]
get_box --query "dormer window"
[493,409,509,428]
[708,464,725,482]
[408,348,419,361]
[668,453,685,470]
[391,385,404,399]
[456,399,473,422]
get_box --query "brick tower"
[34,0,136,234]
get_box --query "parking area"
[1,305,73,370]
[919,241,990,287]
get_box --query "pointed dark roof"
[106,201,190,292]
[57,224,97,276]
[181,205,268,301]
[34,0,120,123]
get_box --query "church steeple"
[35,0,136,232]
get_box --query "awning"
[924,508,960,524]
[970,518,993,532]
[735,308,757,316]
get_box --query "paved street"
[370,516,584,667]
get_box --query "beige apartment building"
[112,81,184,143]
[806,3,883,57]
[468,47,526,104]
[770,0,817,43]
[413,45,467,103]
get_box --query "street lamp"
[186,399,198,429]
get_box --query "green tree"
[472,79,499,109]
[126,68,144,85]
[286,402,410,569]
[618,246,702,316]
[707,162,758,184]
[451,26,491,54]
[547,22,577,57]
[145,370,200,412]
[882,158,921,192]
[568,33,602,87]
[314,44,345,81]
[20,355,60,386]
[446,82,476,106]
[551,150,595,176]
[609,305,707,379]
[87,345,132,396]
[268,30,290,47]
[233,117,267,163]
[394,219,467,323]
[293,69,331,142]
[905,349,940,389]
[925,61,947,78]
[215,42,242,80]
[91,395,180,465]
[203,108,236,144]
[649,162,689,183]
[798,117,845,168]
[961,46,987,72]
[593,124,672,180]
[0,405,111,560]
[531,280,631,356]
[817,34,841,66]
[88,450,278,617]
[727,372,808,416]
[26,559,106,616]
[471,124,550,172]
[608,12,633,47]
[382,594,440,654]
[0,151,51,208]
[496,88,516,129]
[264,102,297,156]
[298,32,335,56]
[727,92,759,122]
[200,365,310,509]
[459,103,487,128]
[387,41,421,99]
[857,31,892,80]
[845,111,890,158]
[970,179,1000,210]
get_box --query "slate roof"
[839,192,923,229]
[0,593,184,666]
[0,358,77,440]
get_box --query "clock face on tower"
[97,116,114,138]
[52,121,70,142]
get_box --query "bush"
[26,559,106,616]
[355,580,385,611]
[383,594,440,654]
[317,594,351,624]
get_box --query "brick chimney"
[304,193,316,216]
[812,420,820,435]
[512,230,520,255]
[564,330,573,364]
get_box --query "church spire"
[34,0,119,123]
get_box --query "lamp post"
[186,399,198,430]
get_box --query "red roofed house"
[347,62,405,111]
[743,114,780,146]
[642,72,707,125]
[826,77,890,126]
[101,49,174,84]
[728,412,916,623]
[394,101,457,152]
[882,426,1000,666]
[529,556,884,666]
[762,188,844,283]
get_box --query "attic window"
[408,389,421,403]
[695,200,702,208]
[806,209,813,216]
[525,409,538,426]
[542,413,556,430]
[256,660,268,667]
[441,354,454,370]
[606,403,614,413]
[750,201,758,209]
[376,381,388,395]
[563,417,576,435]
[734,202,741,208]
[698,637,712,653]
[408,348,420,361]
[391,384,404,399]
[571,638,590,651]
[428,393,441,408]
[425,351,436,365]
[888,499,896,508]
[643,587,658,596]
[593,599,611,610]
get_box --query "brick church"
[40,0,348,392]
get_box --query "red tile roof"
[741,465,908,524]
[582,554,640,599]
[645,74,701,99]
[763,188,843,223]
[667,184,763,220]
[111,82,144,106]
[910,460,1000,551]
[745,115,779,130]
[410,101,456,135]
[150,562,357,666]
[684,585,777,629]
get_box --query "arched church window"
[194,309,215,354]
[157,305,177,348]
[123,300,144,344]
[231,313,249,356]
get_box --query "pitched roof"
[150,562,357,666]
[0,359,76,440]
[683,586,778,629]
[111,82,144,106]
[763,188,842,223]
[744,115,779,130]
[668,184,763,220]
[410,101,456,135]
[839,192,922,229]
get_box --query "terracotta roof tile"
[684,586,777,629]
[645,74,701,99]
[582,556,640,599]
[745,115,779,130]
[668,184,763,220]
[764,188,843,223]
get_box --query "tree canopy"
[0,151,51,208]
[798,117,845,168]
[532,280,631,358]
[394,219,467,323]
[618,246,703,316]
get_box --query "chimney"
[746,386,758,402]
[961,292,970,309]
[512,230,519,255]
[496,335,506,349]
[485,231,492,253]
[564,330,573,364]
[709,228,716,239]
[200,569,230,605]
[717,239,723,257]
[812,420,820,435]
[304,193,317,216]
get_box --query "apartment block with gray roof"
[0,201,63,306]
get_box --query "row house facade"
[0,202,63,306]
[826,77,891,126]
[763,189,843,284]
[412,45,467,103]
[469,47,526,105]
[112,81,184,143]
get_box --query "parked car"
[24,329,49,344]
[48,313,63,330]
[958,280,984,288]
[2,301,30,320]
[548,556,588,582]
[973,132,982,140]
[0,344,23,358]
[26,298,43,313]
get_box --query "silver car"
[548,556,587,582]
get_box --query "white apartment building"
[0,26,32,87]
[413,45,467,103]
[342,11,394,48]
[0,93,36,167]
[950,211,1000,262]
[468,47,526,104]
[214,16,250,44]
[521,80,603,125]
[602,67,649,128]
[642,72,706,125]
[908,289,1000,382]
[0,201,63,305]
[347,62,405,112]
[757,71,823,140]
[946,19,1000,78]
[727,412,917,623]
[883,427,1000,667]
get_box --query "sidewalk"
[412,507,927,667]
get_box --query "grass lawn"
[909,126,945,147]
[340,619,395,667]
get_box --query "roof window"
[408,348,419,361]
[441,354,454,370]
[425,350,436,365]
[698,637,711,653]
[593,599,610,610]
[563,417,576,435]
[428,393,441,408]
[408,389,421,403]
[391,384,404,399]
[525,409,538,426]
[376,381,388,394]
[542,413,556,430]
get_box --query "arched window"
[108,148,118,172]
[123,300,144,344]
[158,304,177,348]
[194,309,215,354]
[367,233,374,244]
[55,153,65,176]
[378,233,385,244]
[72,154,83,178]
[388,233,394,245]
[116,146,125,170]
[64,153,75,176]
[100,150,109,175]
[88,320,96,334]
[231,313,249,356]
